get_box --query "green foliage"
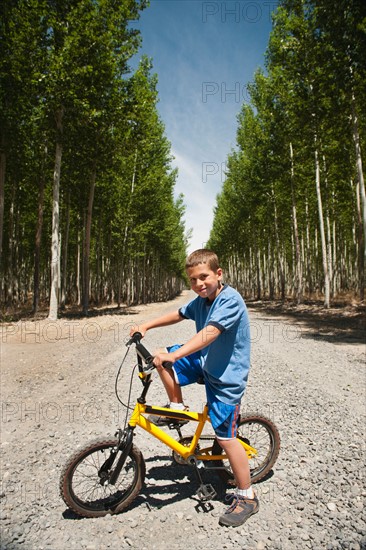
[209,0,366,302]
[1,0,188,310]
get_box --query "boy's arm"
[130,310,184,337]
[153,325,221,367]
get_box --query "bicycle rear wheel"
[212,413,280,484]
[60,438,145,517]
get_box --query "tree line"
[208,0,366,307]
[1,0,188,319]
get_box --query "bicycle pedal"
[196,484,217,501]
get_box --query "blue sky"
[131,0,277,252]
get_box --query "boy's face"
[186,263,223,302]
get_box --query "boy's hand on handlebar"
[130,325,147,338]
[153,351,175,368]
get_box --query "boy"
[130,249,258,527]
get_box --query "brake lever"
[143,361,156,373]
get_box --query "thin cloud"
[171,148,221,250]
[131,0,274,250]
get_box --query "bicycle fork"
[98,427,135,486]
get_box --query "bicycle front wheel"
[212,413,280,484]
[60,438,145,517]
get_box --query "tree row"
[1,0,188,318]
[209,0,366,306]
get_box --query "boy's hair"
[185,249,220,271]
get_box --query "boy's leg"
[154,362,183,403]
[209,399,259,527]
[216,437,251,490]
[217,437,259,527]
[155,345,203,403]
[153,346,185,404]
[148,346,202,425]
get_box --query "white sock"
[170,402,185,410]
[237,487,254,499]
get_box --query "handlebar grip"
[129,332,142,344]
[162,361,173,369]
[136,343,153,363]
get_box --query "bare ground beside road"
[1,291,365,550]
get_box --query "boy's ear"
[217,267,223,279]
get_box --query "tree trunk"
[0,134,5,272]
[33,172,45,314]
[6,182,16,304]
[314,134,330,308]
[356,180,365,300]
[322,154,333,298]
[60,190,70,309]
[82,166,96,315]
[48,107,64,320]
[13,202,19,304]
[256,248,261,301]
[351,90,366,270]
[76,229,81,305]
[290,142,303,304]
[304,197,313,298]
[271,184,285,300]
[121,147,138,277]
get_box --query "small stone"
[327,502,337,512]
[295,517,303,524]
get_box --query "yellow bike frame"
[128,402,258,462]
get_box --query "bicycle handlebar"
[127,332,173,370]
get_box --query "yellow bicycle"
[60,333,280,518]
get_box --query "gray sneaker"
[219,493,259,527]
[147,404,189,426]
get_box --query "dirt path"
[1,293,365,550]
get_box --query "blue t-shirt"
[179,285,251,405]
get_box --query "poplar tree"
[209,0,365,305]
[1,0,189,316]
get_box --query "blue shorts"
[167,345,240,439]
[208,400,240,439]
[167,344,203,385]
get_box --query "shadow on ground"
[248,300,366,346]
[61,453,276,520]
[1,304,143,323]
[3,297,365,348]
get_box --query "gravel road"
[1,291,365,550]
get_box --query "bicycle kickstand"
[190,457,217,501]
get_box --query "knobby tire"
[59,438,145,518]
